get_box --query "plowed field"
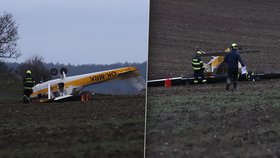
[148,0,280,80]
[0,95,145,158]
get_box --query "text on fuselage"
[89,71,117,82]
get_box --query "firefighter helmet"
[196,50,202,55]
[26,70,32,74]
[231,43,238,50]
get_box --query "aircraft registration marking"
[89,71,117,82]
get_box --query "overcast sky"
[1,0,149,65]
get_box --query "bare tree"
[16,55,51,83]
[0,13,21,58]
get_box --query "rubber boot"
[23,95,30,103]
[226,83,230,90]
[226,78,231,90]
[233,81,238,90]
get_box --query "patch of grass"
[147,81,280,157]
[148,83,280,114]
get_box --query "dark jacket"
[224,50,245,70]
[192,56,204,71]
[23,74,35,90]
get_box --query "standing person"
[23,70,35,103]
[192,50,206,83]
[224,43,246,90]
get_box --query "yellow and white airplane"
[30,66,145,102]
[200,48,259,75]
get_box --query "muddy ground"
[147,80,280,158]
[147,0,280,157]
[0,95,145,158]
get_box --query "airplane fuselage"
[31,66,141,99]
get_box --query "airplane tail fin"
[124,76,146,91]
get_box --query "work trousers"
[227,68,238,82]
[23,89,33,103]
[194,69,205,80]
[23,89,33,98]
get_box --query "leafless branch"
[0,12,21,59]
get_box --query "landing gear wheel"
[50,68,58,76]
[60,67,68,75]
